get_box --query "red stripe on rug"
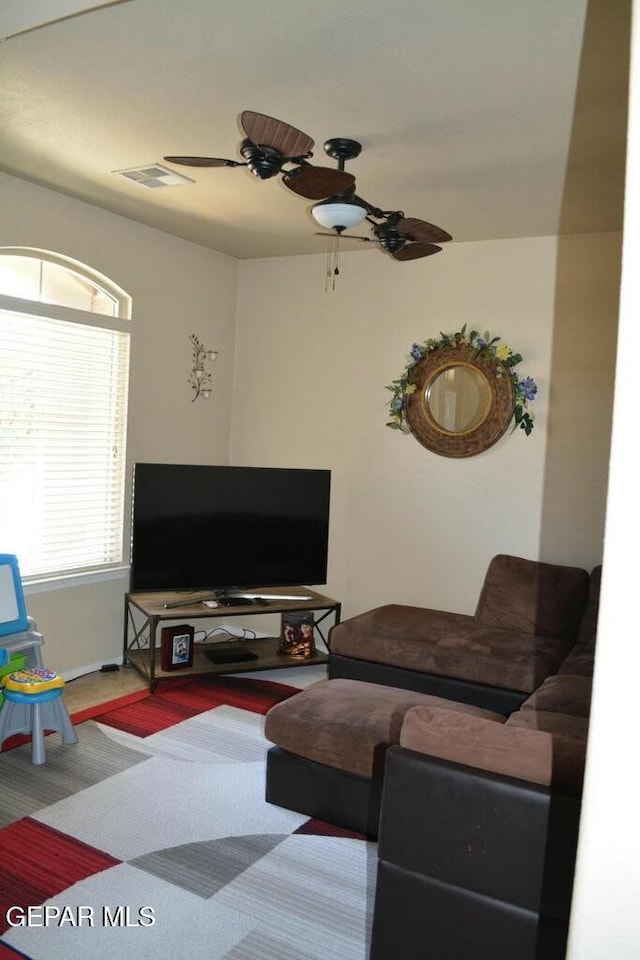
[158,676,299,715]
[295,818,369,840]
[0,943,34,959]
[91,695,196,737]
[0,676,300,749]
[0,735,31,753]
[0,819,120,935]
[95,676,298,737]
[70,688,150,725]
[0,691,153,753]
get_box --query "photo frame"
[278,611,316,660]
[160,624,195,671]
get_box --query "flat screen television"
[129,463,331,593]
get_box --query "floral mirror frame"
[386,328,538,458]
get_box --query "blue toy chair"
[0,554,78,764]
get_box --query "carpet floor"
[0,668,376,959]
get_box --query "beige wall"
[1,173,239,674]
[0,171,621,672]
[565,4,637,951]
[540,233,620,559]
[232,234,620,622]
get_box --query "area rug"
[0,670,376,960]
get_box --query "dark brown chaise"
[328,554,590,714]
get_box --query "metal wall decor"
[188,333,217,401]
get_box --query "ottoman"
[264,678,503,837]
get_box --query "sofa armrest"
[379,743,581,914]
[370,743,582,959]
[399,705,586,795]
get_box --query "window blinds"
[0,307,130,579]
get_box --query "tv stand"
[123,588,341,691]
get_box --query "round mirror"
[426,364,491,433]
[404,344,515,457]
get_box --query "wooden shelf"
[123,588,340,690]
[126,637,328,681]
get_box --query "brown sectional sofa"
[369,562,599,960]
[264,555,600,959]
[370,666,592,959]
[265,677,505,836]
[328,554,591,714]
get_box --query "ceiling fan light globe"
[311,200,368,231]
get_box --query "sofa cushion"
[519,674,592,718]
[506,709,589,742]
[474,554,590,642]
[330,604,476,649]
[400,705,586,795]
[576,565,601,650]
[330,604,572,693]
[264,678,503,779]
[557,642,595,677]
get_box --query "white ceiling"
[0,0,630,259]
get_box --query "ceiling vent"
[114,163,194,188]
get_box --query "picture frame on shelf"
[278,610,316,660]
[160,624,195,671]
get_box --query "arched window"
[0,248,131,582]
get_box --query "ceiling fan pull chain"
[325,235,340,292]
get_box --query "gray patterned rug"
[0,668,376,960]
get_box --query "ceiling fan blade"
[392,243,442,261]
[396,217,452,245]
[284,166,356,200]
[163,156,244,168]
[240,111,314,158]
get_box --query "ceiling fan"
[310,137,452,261]
[164,110,355,201]
[164,111,452,263]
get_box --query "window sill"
[23,566,130,595]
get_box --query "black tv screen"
[130,463,331,593]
